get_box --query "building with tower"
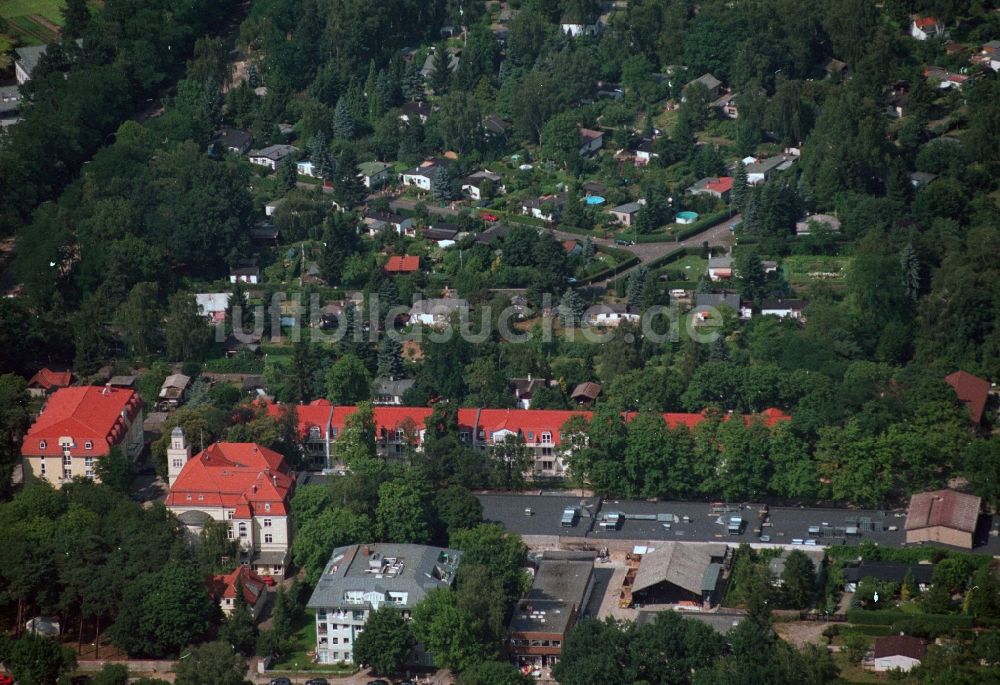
[165,428,295,578]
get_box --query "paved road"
[550,213,740,288]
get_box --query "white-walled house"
[165,430,295,578]
[870,636,927,673]
[248,145,299,170]
[306,544,462,665]
[911,16,943,41]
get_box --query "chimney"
[363,545,371,556]
[272,475,278,487]
[103,383,111,396]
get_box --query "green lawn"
[782,255,852,287]
[1,0,64,45]
[270,609,360,675]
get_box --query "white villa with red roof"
[21,386,144,487]
[165,429,295,578]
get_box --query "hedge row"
[845,609,973,628]
[672,211,732,241]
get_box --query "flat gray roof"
[509,556,593,635]
[306,543,461,611]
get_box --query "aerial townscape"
[2,0,1000,684]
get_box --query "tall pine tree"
[334,96,355,140]
[377,337,405,379]
[333,147,366,207]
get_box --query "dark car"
[269,679,292,685]
[367,680,390,685]
[305,679,330,685]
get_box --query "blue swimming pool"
[585,195,606,205]
[676,211,699,224]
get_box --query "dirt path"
[773,621,833,648]
[30,14,61,34]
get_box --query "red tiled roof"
[384,256,421,273]
[262,399,334,440]
[873,635,927,660]
[22,386,143,457]
[165,442,293,515]
[207,566,267,604]
[914,16,940,30]
[905,489,981,533]
[562,240,579,252]
[945,370,990,423]
[259,401,790,447]
[705,177,734,193]
[27,368,72,391]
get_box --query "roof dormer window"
[84,441,93,450]
[39,440,46,450]
[265,502,271,512]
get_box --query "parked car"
[367,680,390,685]
[759,535,771,543]
[481,212,499,222]
[269,679,292,685]
[305,679,330,685]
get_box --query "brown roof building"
[905,489,981,549]
[945,370,991,424]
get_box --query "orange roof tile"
[384,256,421,273]
[945,370,990,423]
[27,368,72,391]
[22,386,142,457]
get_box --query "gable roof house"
[158,374,191,408]
[760,298,809,321]
[358,161,394,188]
[14,45,48,84]
[475,222,511,246]
[711,91,740,119]
[905,489,981,549]
[373,378,416,406]
[420,47,460,81]
[27,368,73,397]
[230,262,261,284]
[461,170,504,200]
[608,200,646,227]
[945,370,991,425]
[401,158,446,191]
[364,211,415,237]
[248,144,299,170]
[522,193,567,222]
[207,566,270,618]
[0,85,22,128]
[399,100,432,124]
[484,113,512,137]
[578,128,604,156]
[842,561,935,593]
[409,298,470,327]
[686,73,724,100]
[213,128,253,155]
[21,386,145,487]
[707,256,733,281]
[383,255,421,274]
[795,213,841,236]
[745,154,795,185]
[196,293,231,324]
[689,176,734,202]
[911,15,944,41]
[511,377,559,409]
[973,40,1000,72]
[586,303,639,327]
[165,433,295,577]
[570,382,602,405]
[870,636,927,673]
[630,542,729,608]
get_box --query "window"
[264,533,273,544]
[273,564,283,574]
[227,510,234,519]
[395,428,405,442]
[198,494,204,501]
[265,502,271,512]
[63,455,72,466]
[63,468,72,479]
[542,461,554,471]
[228,528,235,540]
[263,518,272,527]
[541,432,552,444]
[171,458,184,469]
[541,446,553,456]
[84,457,93,467]
[239,523,248,538]
[39,460,46,475]
[186,494,192,501]
[309,426,321,440]
[527,431,534,441]
[39,440,46,450]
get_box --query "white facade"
[871,655,921,672]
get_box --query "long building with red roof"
[165,429,295,578]
[21,385,144,487]
[259,400,790,478]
